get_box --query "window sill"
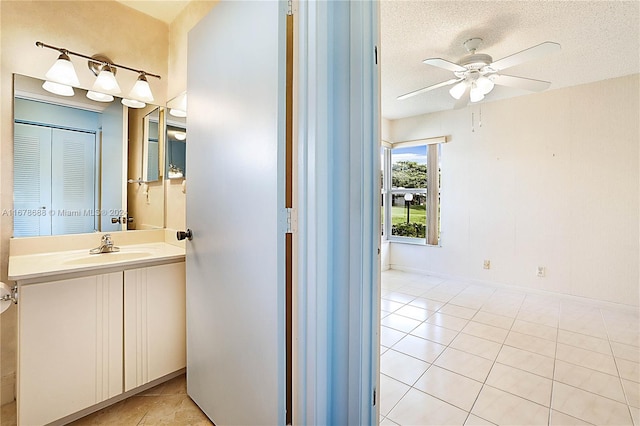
[387,237,441,247]
[388,237,426,246]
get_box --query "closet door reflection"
[14,123,97,237]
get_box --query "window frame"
[381,136,445,246]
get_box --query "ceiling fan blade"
[422,58,467,73]
[490,41,561,71]
[453,85,471,109]
[397,78,462,100]
[491,74,552,92]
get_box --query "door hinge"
[287,0,293,15]
[373,388,376,406]
[285,207,296,234]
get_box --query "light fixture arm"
[36,41,161,80]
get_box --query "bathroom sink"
[63,251,152,265]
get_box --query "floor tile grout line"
[379,373,412,422]
[599,306,637,423]
[464,290,530,425]
[548,297,561,426]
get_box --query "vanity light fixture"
[129,73,154,103]
[174,131,187,141]
[36,41,160,104]
[92,64,121,95]
[44,50,80,87]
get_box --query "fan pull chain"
[471,112,475,133]
[479,107,483,127]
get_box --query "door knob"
[177,229,193,241]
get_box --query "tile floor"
[69,374,212,425]
[380,269,640,426]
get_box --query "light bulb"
[469,83,485,103]
[449,81,467,100]
[121,98,145,109]
[92,66,121,95]
[45,52,80,86]
[128,73,154,103]
[476,75,495,95]
[42,80,74,96]
[86,91,114,103]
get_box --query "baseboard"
[387,264,639,312]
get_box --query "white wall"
[388,74,639,307]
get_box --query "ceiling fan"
[397,38,561,108]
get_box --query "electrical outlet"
[537,266,546,277]
[483,260,491,270]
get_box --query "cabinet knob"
[177,229,193,241]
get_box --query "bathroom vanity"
[8,230,186,425]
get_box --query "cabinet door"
[18,273,123,426]
[124,262,186,391]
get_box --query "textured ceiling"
[115,0,189,24]
[382,1,640,119]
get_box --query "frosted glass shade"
[449,81,467,100]
[121,98,145,109]
[476,75,495,95]
[168,92,187,117]
[169,108,187,118]
[45,53,80,86]
[469,84,485,103]
[128,74,154,103]
[93,68,121,94]
[86,91,114,103]
[42,80,74,96]
[174,131,187,141]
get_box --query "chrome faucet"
[90,234,120,254]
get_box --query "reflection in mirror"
[166,92,186,179]
[166,116,186,179]
[126,105,165,230]
[143,108,160,182]
[12,74,164,236]
[13,74,126,237]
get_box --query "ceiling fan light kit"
[398,38,561,108]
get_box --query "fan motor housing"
[459,53,493,69]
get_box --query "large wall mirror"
[12,74,165,237]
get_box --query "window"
[381,139,442,245]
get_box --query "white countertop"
[9,242,185,284]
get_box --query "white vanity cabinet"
[16,260,186,426]
[18,272,124,426]
[124,262,186,391]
